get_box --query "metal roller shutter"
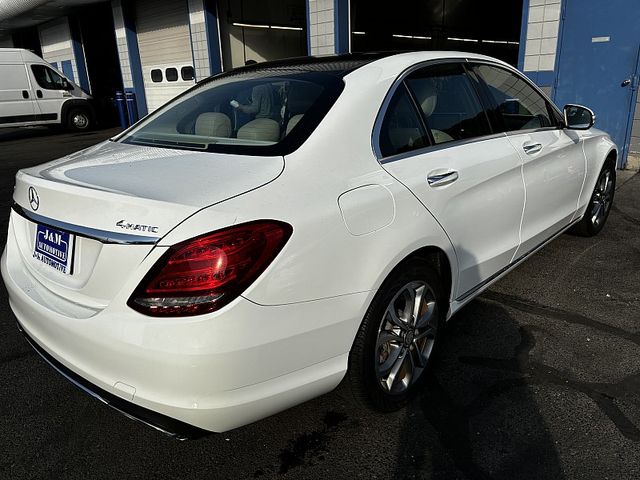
[135,0,194,112]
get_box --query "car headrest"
[194,112,231,137]
[237,118,280,142]
[412,80,438,117]
[286,114,303,136]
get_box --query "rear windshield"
[118,68,345,156]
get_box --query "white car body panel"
[1,51,617,434]
[382,135,525,298]
[507,129,586,258]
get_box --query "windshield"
[118,68,345,156]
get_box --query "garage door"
[135,0,195,112]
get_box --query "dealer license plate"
[33,224,75,275]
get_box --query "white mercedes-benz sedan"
[1,51,616,438]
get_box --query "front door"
[29,63,71,123]
[554,0,640,166]
[472,63,585,257]
[377,63,525,299]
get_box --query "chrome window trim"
[12,204,160,245]
[372,58,567,163]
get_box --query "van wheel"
[66,108,92,131]
[347,259,444,412]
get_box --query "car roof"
[210,51,513,83]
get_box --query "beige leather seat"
[286,114,303,135]
[194,112,231,138]
[237,118,280,142]
[414,82,454,144]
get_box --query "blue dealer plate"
[33,224,75,275]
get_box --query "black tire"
[570,160,616,237]
[66,108,92,132]
[347,259,444,412]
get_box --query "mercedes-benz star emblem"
[28,187,39,211]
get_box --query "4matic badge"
[116,220,159,234]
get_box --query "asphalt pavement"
[0,127,639,479]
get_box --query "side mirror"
[563,104,595,130]
[61,79,73,91]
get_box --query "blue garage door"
[554,0,640,167]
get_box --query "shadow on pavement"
[393,298,565,479]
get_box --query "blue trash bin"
[125,91,139,126]
[115,91,128,129]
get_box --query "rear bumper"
[2,228,369,433]
[18,323,207,440]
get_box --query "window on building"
[406,63,491,145]
[166,68,179,82]
[151,69,163,83]
[379,85,430,157]
[31,64,68,90]
[181,66,194,81]
[474,64,555,132]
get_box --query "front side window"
[118,68,345,155]
[379,85,430,157]
[474,64,554,132]
[406,63,491,145]
[31,65,67,90]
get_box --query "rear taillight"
[128,220,292,316]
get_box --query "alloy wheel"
[374,281,438,394]
[591,166,614,227]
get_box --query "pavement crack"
[481,291,640,346]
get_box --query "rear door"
[0,63,38,127]
[473,63,585,258]
[378,62,525,299]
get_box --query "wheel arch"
[379,245,455,312]
[61,99,94,125]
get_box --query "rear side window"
[31,65,67,90]
[474,64,554,132]
[379,85,430,157]
[406,63,491,145]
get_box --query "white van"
[0,48,94,131]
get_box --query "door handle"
[36,90,43,98]
[22,90,29,99]
[427,169,459,187]
[523,142,543,154]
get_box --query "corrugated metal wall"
[38,17,78,80]
[135,0,194,112]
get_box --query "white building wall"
[523,0,562,72]
[38,17,79,79]
[188,0,211,80]
[112,0,134,89]
[309,0,335,55]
